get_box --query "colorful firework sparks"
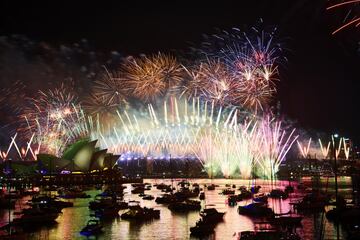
[297,138,312,158]
[20,104,90,157]
[343,138,351,159]
[89,98,297,179]
[332,135,343,159]
[327,0,360,34]
[255,116,298,179]
[21,83,78,125]
[0,133,39,161]
[296,136,352,160]
[182,59,239,106]
[192,23,281,112]
[121,53,183,102]
[17,83,88,156]
[319,138,331,159]
[1,24,301,179]
[91,67,128,109]
[9,96,298,179]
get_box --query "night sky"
[1,1,360,142]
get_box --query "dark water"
[0,177,352,240]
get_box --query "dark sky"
[1,1,360,142]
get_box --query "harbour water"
[0,177,352,239]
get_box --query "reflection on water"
[0,178,351,239]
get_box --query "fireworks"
[89,98,297,179]
[295,136,352,160]
[182,60,239,106]
[17,84,89,156]
[0,133,38,161]
[20,83,78,130]
[84,68,129,121]
[1,24,304,179]
[297,138,312,158]
[256,116,298,179]
[121,53,183,102]
[91,67,128,110]
[192,24,281,112]
[319,139,331,159]
[327,0,360,34]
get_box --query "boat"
[269,189,288,199]
[168,200,201,212]
[80,219,103,236]
[89,195,128,210]
[94,206,121,218]
[142,195,154,200]
[222,189,235,195]
[190,219,215,237]
[207,184,215,191]
[161,186,174,193]
[178,181,190,188]
[236,190,252,201]
[97,189,118,198]
[253,193,268,203]
[238,202,274,217]
[22,202,61,214]
[155,194,177,204]
[29,195,73,209]
[174,188,199,200]
[200,208,225,223]
[269,213,303,227]
[238,230,300,240]
[238,230,279,240]
[250,186,261,194]
[228,195,238,206]
[121,206,160,220]
[131,187,145,194]
[58,189,90,199]
[13,207,59,225]
[292,191,329,212]
[156,183,170,190]
[190,208,224,237]
[239,186,247,191]
[132,183,145,188]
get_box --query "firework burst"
[17,83,86,156]
[182,60,239,106]
[92,67,128,108]
[122,53,183,102]
[194,23,282,113]
[327,0,360,34]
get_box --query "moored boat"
[168,200,201,212]
[121,206,160,220]
[200,208,225,224]
[80,219,103,236]
[238,202,274,217]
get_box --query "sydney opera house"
[1,139,121,184]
